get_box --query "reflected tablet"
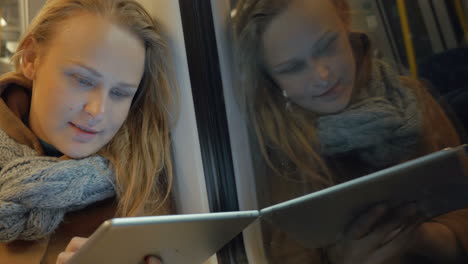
[68,211,259,264]
[260,145,468,248]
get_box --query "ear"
[21,38,40,81]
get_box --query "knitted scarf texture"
[316,59,423,168]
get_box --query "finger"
[64,237,88,252]
[389,218,425,247]
[56,251,75,264]
[369,217,425,263]
[335,204,390,260]
[366,203,419,246]
[145,255,162,264]
[347,203,388,240]
[386,203,423,241]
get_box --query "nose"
[84,88,107,124]
[310,60,331,88]
[316,64,330,81]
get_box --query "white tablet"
[68,210,259,264]
[260,145,468,248]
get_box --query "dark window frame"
[178,0,247,263]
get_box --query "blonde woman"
[0,0,175,263]
[234,0,468,263]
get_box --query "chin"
[60,147,98,159]
[321,95,352,114]
[64,152,91,159]
[323,103,348,114]
[310,101,348,114]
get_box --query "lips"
[70,122,100,134]
[315,80,341,97]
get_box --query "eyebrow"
[271,30,338,72]
[68,61,139,89]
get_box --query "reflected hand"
[325,203,425,264]
[56,237,162,264]
[409,221,463,262]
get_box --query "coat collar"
[0,71,43,154]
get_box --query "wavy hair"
[11,0,177,217]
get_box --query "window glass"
[228,0,468,263]
[0,0,21,74]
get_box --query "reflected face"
[27,13,145,158]
[262,0,355,114]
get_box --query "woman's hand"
[144,256,163,264]
[325,203,426,264]
[56,237,162,264]
[56,237,88,264]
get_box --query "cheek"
[50,93,82,119]
[36,75,77,108]
[276,75,309,96]
[108,103,132,129]
[329,53,355,84]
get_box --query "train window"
[0,0,21,74]
[0,0,46,74]
[3,0,468,263]
[219,0,468,263]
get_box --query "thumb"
[145,255,162,264]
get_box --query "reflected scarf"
[316,60,423,168]
[0,72,116,242]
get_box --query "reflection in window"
[231,0,468,263]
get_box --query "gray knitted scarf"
[0,129,116,242]
[316,60,423,168]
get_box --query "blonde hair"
[11,0,176,217]
[233,0,459,187]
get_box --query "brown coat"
[0,199,117,264]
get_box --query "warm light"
[230,9,237,18]
[0,18,7,27]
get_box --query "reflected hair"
[11,0,177,217]
[232,0,354,187]
[232,0,459,188]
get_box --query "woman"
[233,0,468,263]
[0,0,175,263]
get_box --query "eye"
[316,36,338,55]
[278,62,306,75]
[110,89,130,99]
[70,74,95,87]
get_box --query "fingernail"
[146,256,161,264]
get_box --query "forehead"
[261,0,343,66]
[43,12,145,83]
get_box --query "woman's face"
[262,0,355,114]
[25,12,145,158]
